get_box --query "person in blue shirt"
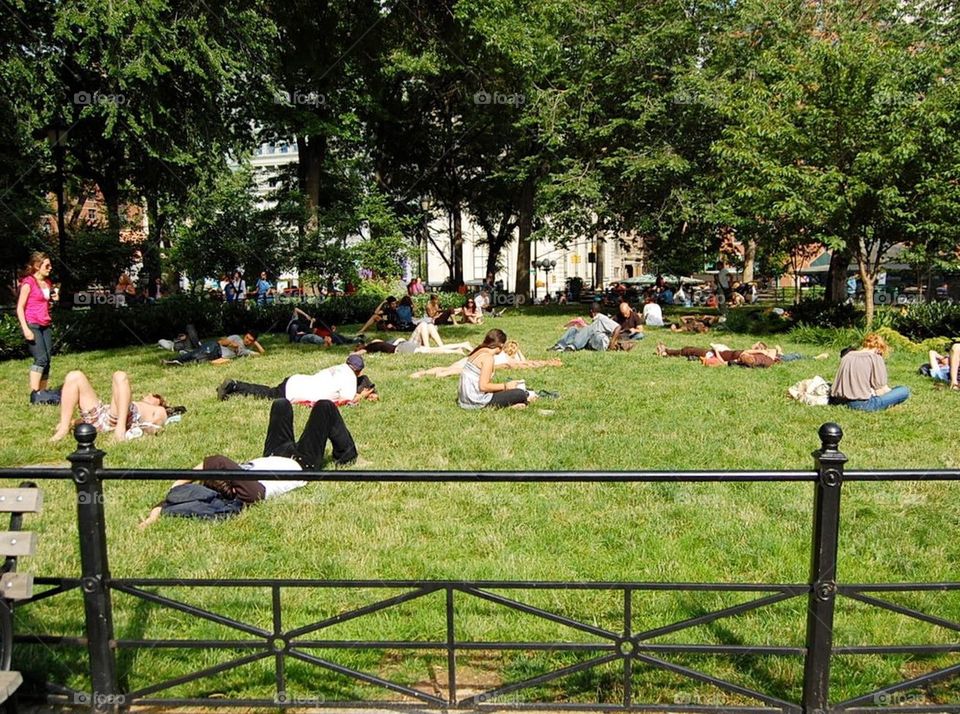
[256,271,274,305]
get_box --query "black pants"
[263,399,358,469]
[231,378,288,400]
[488,388,529,408]
[179,340,220,363]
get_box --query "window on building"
[87,209,96,222]
[472,245,488,281]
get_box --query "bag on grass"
[788,375,831,406]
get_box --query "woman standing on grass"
[457,329,533,409]
[16,252,54,402]
[829,333,910,412]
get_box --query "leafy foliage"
[890,301,960,342]
[789,299,864,329]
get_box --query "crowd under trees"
[2,0,959,322]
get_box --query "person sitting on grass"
[551,306,621,351]
[614,300,645,341]
[51,370,178,443]
[654,341,784,368]
[923,344,960,389]
[355,322,472,355]
[411,340,562,378]
[642,293,665,327]
[829,333,910,411]
[217,354,378,405]
[357,296,409,334]
[139,398,358,527]
[425,294,461,325]
[458,329,536,410]
[163,331,264,366]
[460,297,483,325]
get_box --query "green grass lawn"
[2,309,959,708]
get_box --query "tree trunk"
[860,266,875,328]
[742,238,757,283]
[297,135,325,231]
[594,234,604,289]
[452,204,464,285]
[144,195,165,290]
[515,179,533,298]
[825,248,850,303]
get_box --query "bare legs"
[50,370,133,443]
[950,343,960,389]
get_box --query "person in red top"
[16,252,54,401]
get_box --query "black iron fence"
[3,422,960,713]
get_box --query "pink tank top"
[21,275,52,326]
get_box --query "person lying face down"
[139,398,358,527]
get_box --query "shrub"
[0,313,28,360]
[890,301,960,342]
[789,298,864,329]
[788,325,864,349]
[720,307,792,335]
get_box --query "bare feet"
[509,403,527,409]
[655,341,667,357]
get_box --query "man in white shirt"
[716,261,734,301]
[139,398,359,526]
[642,294,664,327]
[216,354,377,404]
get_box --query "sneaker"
[157,339,175,351]
[161,359,183,367]
[216,379,236,401]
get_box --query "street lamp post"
[534,258,557,303]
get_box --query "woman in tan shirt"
[829,333,910,411]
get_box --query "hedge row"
[0,292,468,360]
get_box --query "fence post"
[68,424,119,713]
[802,422,846,714]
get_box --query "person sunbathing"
[51,370,178,443]
[139,398,357,527]
[356,322,471,355]
[924,344,960,389]
[655,341,783,367]
[411,340,561,378]
[669,315,721,334]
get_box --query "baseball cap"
[346,354,364,372]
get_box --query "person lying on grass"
[162,330,264,366]
[923,344,960,389]
[458,329,537,410]
[355,322,472,356]
[139,398,357,527]
[217,354,378,405]
[411,340,561,378]
[51,370,180,443]
[654,341,784,368]
[288,307,361,346]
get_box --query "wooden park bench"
[0,484,43,710]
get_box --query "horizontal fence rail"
[1,422,959,713]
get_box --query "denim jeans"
[844,386,911,412]
[27,323,53,380]
[555,314,619,351]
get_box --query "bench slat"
[0,489,42,514]
[0,532,35,557]
[0,671,22,703]
[0,573,33,600]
